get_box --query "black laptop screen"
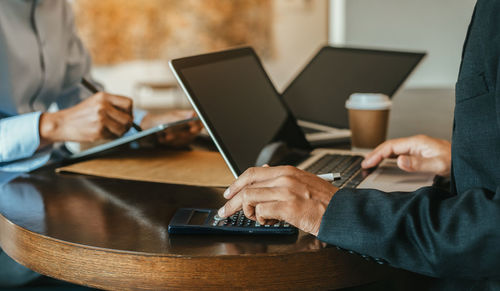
[282,47,425,128]
[172,48,310,176]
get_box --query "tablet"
[69,117,199,160]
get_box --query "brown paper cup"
[348,109,389,149]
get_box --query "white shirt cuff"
[0,112,43,163]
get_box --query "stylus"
[317,172,341,182]
[81,78,143,132]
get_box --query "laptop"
[282,46,426,145]
[170,47,434,192]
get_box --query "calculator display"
[188,211,209,225]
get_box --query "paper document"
[57,149,235,187]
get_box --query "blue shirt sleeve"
[0,112,51,172]
[0,108,148,171]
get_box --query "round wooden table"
[0,88,454,290]
[0,163,392,290]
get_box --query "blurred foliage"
[73,0,273,65]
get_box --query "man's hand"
[361,135,452,177]
[140,110,202,148]
[39,92,133,143]
[218,166,339,236]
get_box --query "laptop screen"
[171,48,310,176]
[282,46,425,128]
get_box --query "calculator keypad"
[168,208,297,235]
[213,210,291,228]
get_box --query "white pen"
[317,172,341,182]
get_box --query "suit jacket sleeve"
[317,186,500,279]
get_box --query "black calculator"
[168,208,297,235]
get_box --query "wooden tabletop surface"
[0,159,393,290]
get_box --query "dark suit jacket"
[318,0,500,289]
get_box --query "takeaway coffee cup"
[345,93,392,149]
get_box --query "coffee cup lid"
[345,93,392,110]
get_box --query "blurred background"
[72,0,476,140]
[73,0,328,110]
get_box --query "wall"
[330,0,477,88]
[266,0,328,91]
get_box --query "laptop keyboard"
[305,154,365,189]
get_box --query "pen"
[81,78,142,132]
[317,172,341,182]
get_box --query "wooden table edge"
[0,214,391,290]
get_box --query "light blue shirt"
[0,2,147,283]
[0,0,144,173]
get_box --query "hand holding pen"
[81,78,142,132]
[38,77,201,146]
[81,78,203,147]
[38,78,136,144]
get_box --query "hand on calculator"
[218,165,339,236]
[168,208,296,234]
